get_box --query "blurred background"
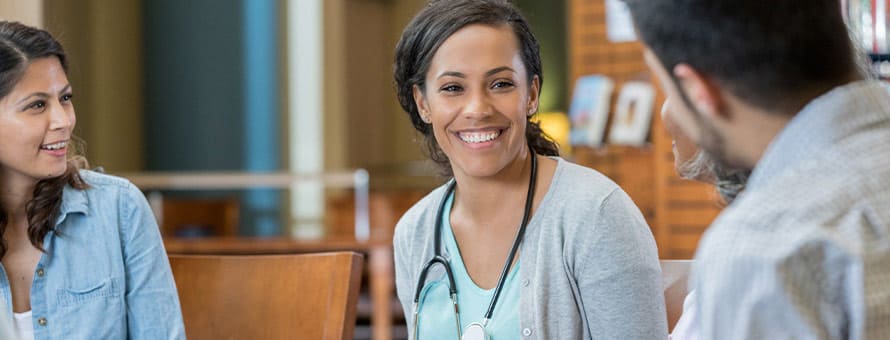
[2,0,887,338]
[2,0,570,238]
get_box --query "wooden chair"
[169,252,364,340]
[159,197,240,237]
[661,259,692,332]
[325,190,427,238]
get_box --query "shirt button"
[36,268,45,277]
[37,317,47,326]
[522,279,530,287]
[523,328,532,336]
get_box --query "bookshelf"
[568,0,723,259]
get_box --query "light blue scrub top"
[415,192,521,339]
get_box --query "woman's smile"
[40,140,69,157]
[455,127,507,149]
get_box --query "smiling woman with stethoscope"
[392,1,668,339]
[412,153,537,340]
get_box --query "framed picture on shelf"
[845,0,888,54]
[605,0,637,42]
[569,75,614,147]
[608,81,655,146]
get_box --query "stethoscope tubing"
[411,150,538,338]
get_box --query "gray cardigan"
[394,158,668,339]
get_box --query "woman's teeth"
[459,130,500,143]
[41,141,67,150]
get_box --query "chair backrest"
[169,252,364,340]
[160,197,240,237]
[661,259,692,332]
[325,190,426,237]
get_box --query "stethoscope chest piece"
[412,150,538,340]
[461,322,488,340]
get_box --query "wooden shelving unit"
[568,0,724,259]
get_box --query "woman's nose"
[48,102,73,130]
[463,89,494,118]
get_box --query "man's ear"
[413,85,430,123]
[673,64,726,121]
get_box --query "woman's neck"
[451,151,534,224]
[0,175,37,223]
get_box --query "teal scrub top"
[414,191,521,339]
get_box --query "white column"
[877,0,887,53]
[289,0,325,238]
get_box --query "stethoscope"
[412,151,538,340]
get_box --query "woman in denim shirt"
[0,21,185,339]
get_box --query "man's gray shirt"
[693,81,890,339]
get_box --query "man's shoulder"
[699,144,890,259]
[737,143,886,217]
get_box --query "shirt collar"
[57,183,89,226]
[748,80,890,189]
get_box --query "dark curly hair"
[0,21,89,258]
[394,0,559,176]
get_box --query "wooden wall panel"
[568,0,724,258]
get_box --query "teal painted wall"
[143,0,245,171]
[143,0,282,236]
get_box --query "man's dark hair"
[623,0,859,113]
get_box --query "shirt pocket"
[57,277,122,307]
[54,277,127,339]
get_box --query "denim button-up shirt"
[0,170,185,339]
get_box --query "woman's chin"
[453,158,510,179]
[40,165,69,180]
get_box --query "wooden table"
[165,236,394,340]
